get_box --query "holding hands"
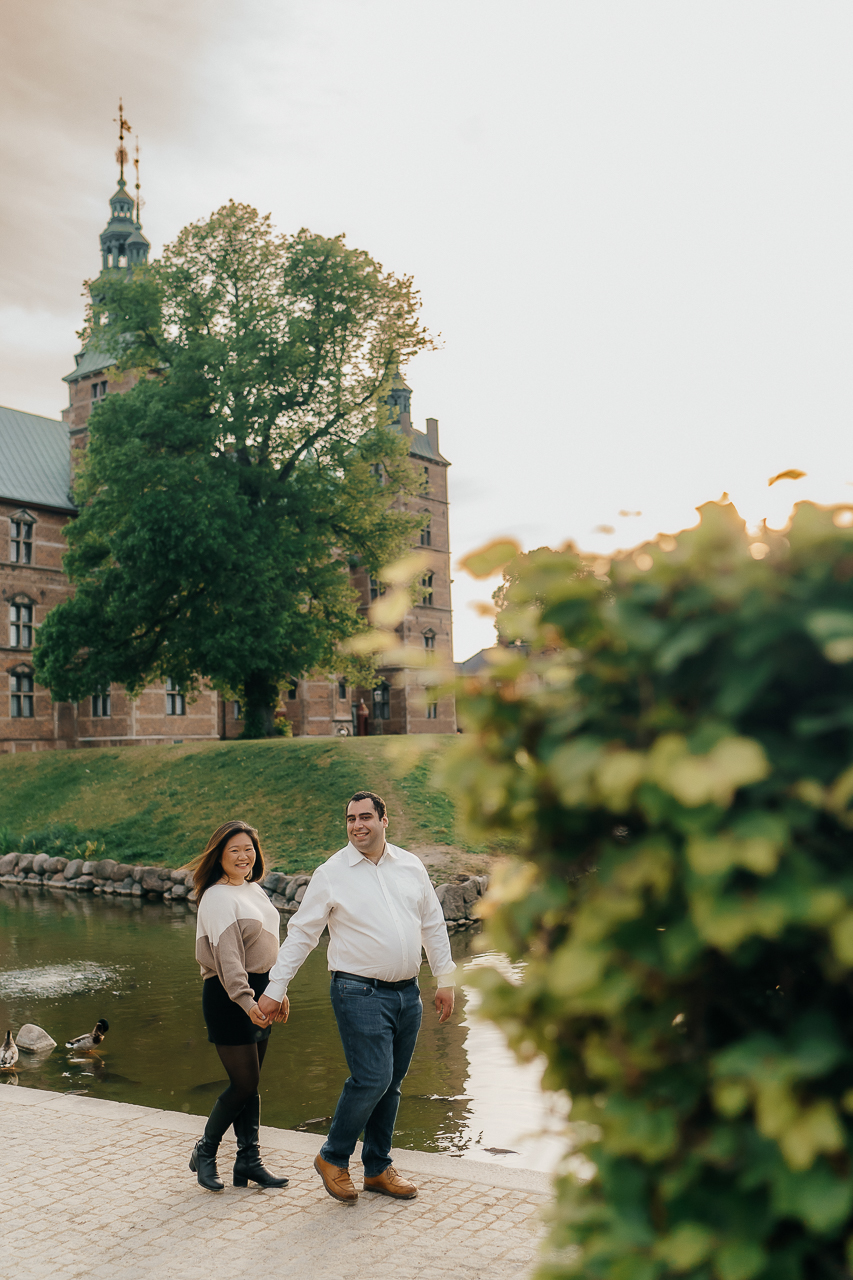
[256,992,289,1024]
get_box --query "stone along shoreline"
[0,852,488,932]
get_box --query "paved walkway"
[0,1086,549,1280]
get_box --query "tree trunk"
[240,671,281,738]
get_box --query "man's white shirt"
[264,842,456,1002]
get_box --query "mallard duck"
[1,1030,18,1070]
[65,1018,109,1052]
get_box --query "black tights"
[215,1039,269,1116]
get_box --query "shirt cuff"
[435,971,456,988]
[264,978,288,1004]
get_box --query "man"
[258,790,455,1203]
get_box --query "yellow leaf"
[369,587,410,628]
[687,835,781,877]
[755,1080,797,1140]
[458,538,521,579]
[768,468,807,486]
[713,1080,750,1118]
[549,943,608,997]
[654,1223,715,1271]
[594,750,645,811]
[341,630,395,655]
[830,911,853,965]
[379,550,431,586]
[780,1100,845,1171]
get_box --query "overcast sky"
[3,2,853,660]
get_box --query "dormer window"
[10,516,33,564]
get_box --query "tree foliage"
[445,500,853,1279]
[35,203,432,734]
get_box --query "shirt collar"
[346,841,397,865]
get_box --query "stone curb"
[0,1085,551,1195]
[0,851,487,930]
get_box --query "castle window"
[423,629,436,651]
[92,686,111,718]
[233,701,242,719]
[420,517,431,547]
[11,670,34,718]
[287,681,298,701]
[369,576,386,601]
[338,681,347,701]
[91,381,108,401]
[10,519,33,564]
[10,602,33,648]
[370,462,385,485]
[426,693,438,720]
[373,681,391,721]
[421,573,434,606]
[166,678,186,716]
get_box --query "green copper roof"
[63,343,114,385]
[0,405,74,512]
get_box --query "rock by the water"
[436,883,467,921]
[63,859,84,880]
[16,1024,57,1053]
[32,853,50,874]
[170,883,188,899]
[0,852,18,874]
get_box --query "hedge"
[445,500,853,1280]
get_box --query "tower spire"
[99,108,149,272]
[114,98,131,182]
[133,136,143,224]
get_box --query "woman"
[189,819,290,1192]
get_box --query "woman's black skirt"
[202,971,272,1046]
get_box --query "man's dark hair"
[347,790,387,820]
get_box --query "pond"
[0,886,567,1172]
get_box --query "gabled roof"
[0,406,75,513]
[63,343,114,385]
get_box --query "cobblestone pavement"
[0,1086,549,1280]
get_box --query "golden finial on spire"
[133,137,144,223]
[114,98,131,181]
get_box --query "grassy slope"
[0,735,486,872]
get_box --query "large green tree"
[35,203,432,734]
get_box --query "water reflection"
[0,885,566,1171]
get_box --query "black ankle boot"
[189,1098,234,1191]
[233,1094,289,1188]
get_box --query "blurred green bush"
[446,500,853,1279]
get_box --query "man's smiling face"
[346,799,388,856]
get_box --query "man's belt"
[332,970,417,991]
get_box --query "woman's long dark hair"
[190,820,265,900]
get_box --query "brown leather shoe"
[313,1154,358,1202]
[363,1164,418,1199]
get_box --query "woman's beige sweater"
[195,882,281,1012]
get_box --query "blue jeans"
[319,976,423,1177]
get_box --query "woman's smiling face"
[219,832,256,884]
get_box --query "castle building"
[0,154,455,751]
